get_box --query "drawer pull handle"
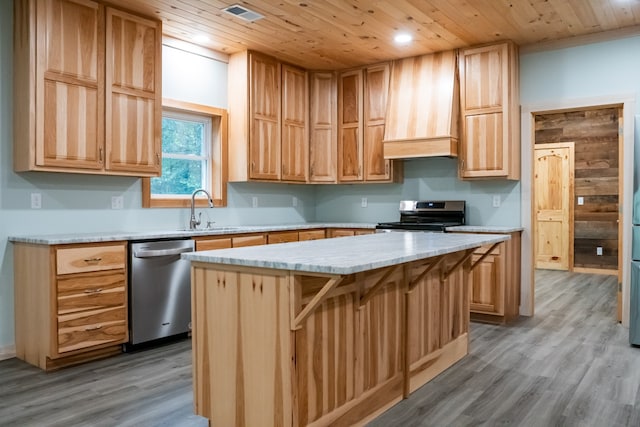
[83,257,102,264]
[84,288,103,294]
[85,325,102,331]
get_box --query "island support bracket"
[359,264,402,308]
[469,241,501,271]
[292,275,343,330]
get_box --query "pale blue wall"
[520,36,640,106]
[314,158,521,225]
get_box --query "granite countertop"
[445,225,524,233]
[182,231,509,275]
[7,223,377,245]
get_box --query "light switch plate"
[292,196,298,207]
[596,246,603,256]
[492,195,501,208]
[578,196,584,205]
[361,197,368,208]
[252,196,258,208]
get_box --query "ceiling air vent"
[222,4,264,22]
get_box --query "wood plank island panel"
[190,250,473,426]
[535,107,620,271]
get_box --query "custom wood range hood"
[383,50,459,159]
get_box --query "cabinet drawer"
[57,306,127,354]
[196,238,232,251]
[57,272,126,315]
[268,231,299,244]
[56,244,126,275]
[232,234,267,247]
[299,229,326,241]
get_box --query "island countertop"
[182,231,509,275]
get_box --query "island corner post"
[189,244,488,426]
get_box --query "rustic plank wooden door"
[534,143,574,270]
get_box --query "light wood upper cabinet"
[13,0,161,177]
[338,68,363,181]
[338,63,400,183]
[32,0,104,171]
[228,51,309,182]
[250,53,281,180]
[309,71,337,183]
[364,63,394,181]
[459,41,520,180]
[281,64,309,181]
[105,8,161,175]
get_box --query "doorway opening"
[532,106,622,321]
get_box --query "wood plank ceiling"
[107,0,640,69]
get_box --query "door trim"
[520,95,635,326]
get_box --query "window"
[142,99,227,208]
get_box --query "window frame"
[142,98,228,208]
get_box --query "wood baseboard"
[0,344,16,361]
[572,267,618,276]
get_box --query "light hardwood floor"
[0,270,637,426]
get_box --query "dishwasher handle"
[133,246,193,258]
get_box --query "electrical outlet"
[596,246,603,256]
[111,196,124,210]
[252,196,258,208]
[578,196,584,206]
[492,195,501,208]
[30,193,41,209]
[292,196,298,207]
[361,197,368,208]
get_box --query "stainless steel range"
[376,200,465,232]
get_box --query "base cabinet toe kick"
[188,239,504,426]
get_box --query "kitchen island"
[182,231,509,426]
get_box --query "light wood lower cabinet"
[191,250,470,426]
[267,230,299,244]
[298,229,326,241]
[466,231,521,324]
[195,228,370,251]
[195,233,267,250]
[327,228,375,238]
[14,241,128,370]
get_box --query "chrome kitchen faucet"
[190,189,214,230]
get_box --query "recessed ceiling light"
[193,35,210,43]
[394,33,412,44]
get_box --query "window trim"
[142,98,228,208]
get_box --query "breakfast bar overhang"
[182,231,509,426]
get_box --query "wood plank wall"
[535,108,619,271]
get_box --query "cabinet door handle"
[156,153,161,165]
[85,325,102,331]
[99,148,104,164]
[84,288,103,294]
[83,257,102,264]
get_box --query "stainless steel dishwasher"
[128,238,195,346]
